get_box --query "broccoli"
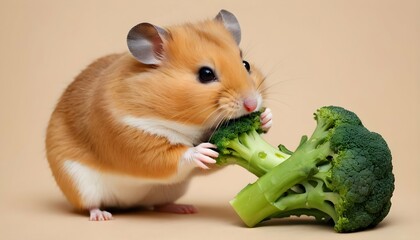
[210,110,290,177]
[209,106,394,233]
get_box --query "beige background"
[1,0,419,239]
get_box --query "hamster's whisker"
[260,76,306,94]
[264,98,291,108]
[258,82,279,94]
[201,108,223,126]
[256,76,268,92]
[167,104,217,123]
[167,105,210,120]
[189,106,221,130]
[207,111,229,141]
[258,73,306,93]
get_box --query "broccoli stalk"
[210,106,394,233]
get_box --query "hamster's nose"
[243,97,257,113]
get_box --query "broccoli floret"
[210,111,290,177]
[211,106,394,233]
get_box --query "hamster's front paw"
[183,143,218,169]
[260,108,273,133]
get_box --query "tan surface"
[1,0,419,239]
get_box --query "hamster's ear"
[127,23,168,65]
[215,9,241,45]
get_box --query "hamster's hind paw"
[89,208,113,221]
[154,203,198,214]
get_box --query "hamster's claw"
[260,108,273,133]
[185,143,218,169]
[89,208,113,221]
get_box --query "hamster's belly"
[63,160,188,208]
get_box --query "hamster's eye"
[243,61,251,72]
[198,67,218,83]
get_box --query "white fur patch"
[120,116,205,146]
[63,160,191,208]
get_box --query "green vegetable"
[209,106,394,233]
[210,111,290,177]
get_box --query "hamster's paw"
[89,208,113,221]
[260,108,273,133]
[154,203,198,214]
[183,143,218,169]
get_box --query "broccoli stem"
[270,180,339,223]
[223,156,268,177]
[226,130,290,177]
[230,132,333,227]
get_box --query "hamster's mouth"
[201,108,258,142]
[201,114,242,142]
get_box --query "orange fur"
[46,19,265,210]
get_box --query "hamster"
[45,9,273,221]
